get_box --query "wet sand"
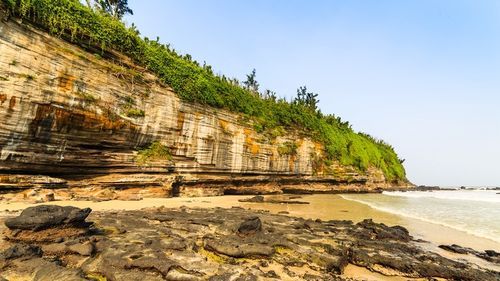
[0,194,498,272]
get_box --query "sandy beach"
[1,194,499,280]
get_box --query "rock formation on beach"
[0,0,413,198]
[0,205,498,280]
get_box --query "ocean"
[342,190,500,244]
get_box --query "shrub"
[136,141,172,165]
[277,142,298,156]
[126,108,144,118]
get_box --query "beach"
[2,194,499,280]
[1,192,498,273]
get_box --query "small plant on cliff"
[126,108,145,118]
[277,141,298,156]
[76,91,97,103]
[9,59,18,66]
[120,96,144,118]
[20,73,36,81]
[136,141,172,165]
[310,152,324,176]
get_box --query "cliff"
[0,5,411,198]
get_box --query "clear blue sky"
[125,0,500,186]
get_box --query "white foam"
[382,190,500,203]
[340,193,500,244]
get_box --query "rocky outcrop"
[0,206,498,280]
[439,244,500,264]
[239,194,310,204]
[0,13,411,196]
[5,205,91,230]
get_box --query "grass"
[126,108,145,118]
[198,247,228,264]
[136,141,172,165]
[76,90,97,103]
[275,245,294,255]
[19,73,36,81]
[86,273,107,281]
[121,96,144,118]
[1,0,407,182]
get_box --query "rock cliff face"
[0,16,410,196]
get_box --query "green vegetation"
[9,59,18,66]
[120,96,144,118]
[19,73,35,81]
[1,0,406,181]
[136,141,172,165]
[86,273,107,281]
[243,68,259,92]
[84,0,132,19]
[126,108,144,118]
[277,141,298,156]
[76,90,97,103]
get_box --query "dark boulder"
[485,249,499,257]
[238,216,262,234]
[476,250,500,263]
[439,245,500,263]
[5,205,92,231]
[438,244,471,254]
[356,219,411,242]
[239,195,264,203]
[239,195,309,204]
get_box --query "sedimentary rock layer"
[0,14,410,194]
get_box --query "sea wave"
[382,190,500,203]
[340,194,500,244]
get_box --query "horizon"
[125,0,500,186]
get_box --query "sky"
[125,0,500,186]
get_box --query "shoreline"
[1,199,498,280]
[1,193,499,274]
[340,194,500,247]
[1,194,499,255]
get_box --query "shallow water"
[342,190,500,244]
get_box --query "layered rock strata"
[0,12,411,196]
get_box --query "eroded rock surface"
[0,8,412,196]
[0,206,498,280]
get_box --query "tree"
[243,69,259,93]
[294,86,319,112]
[263,89,277,101]
[85,0,133,19]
